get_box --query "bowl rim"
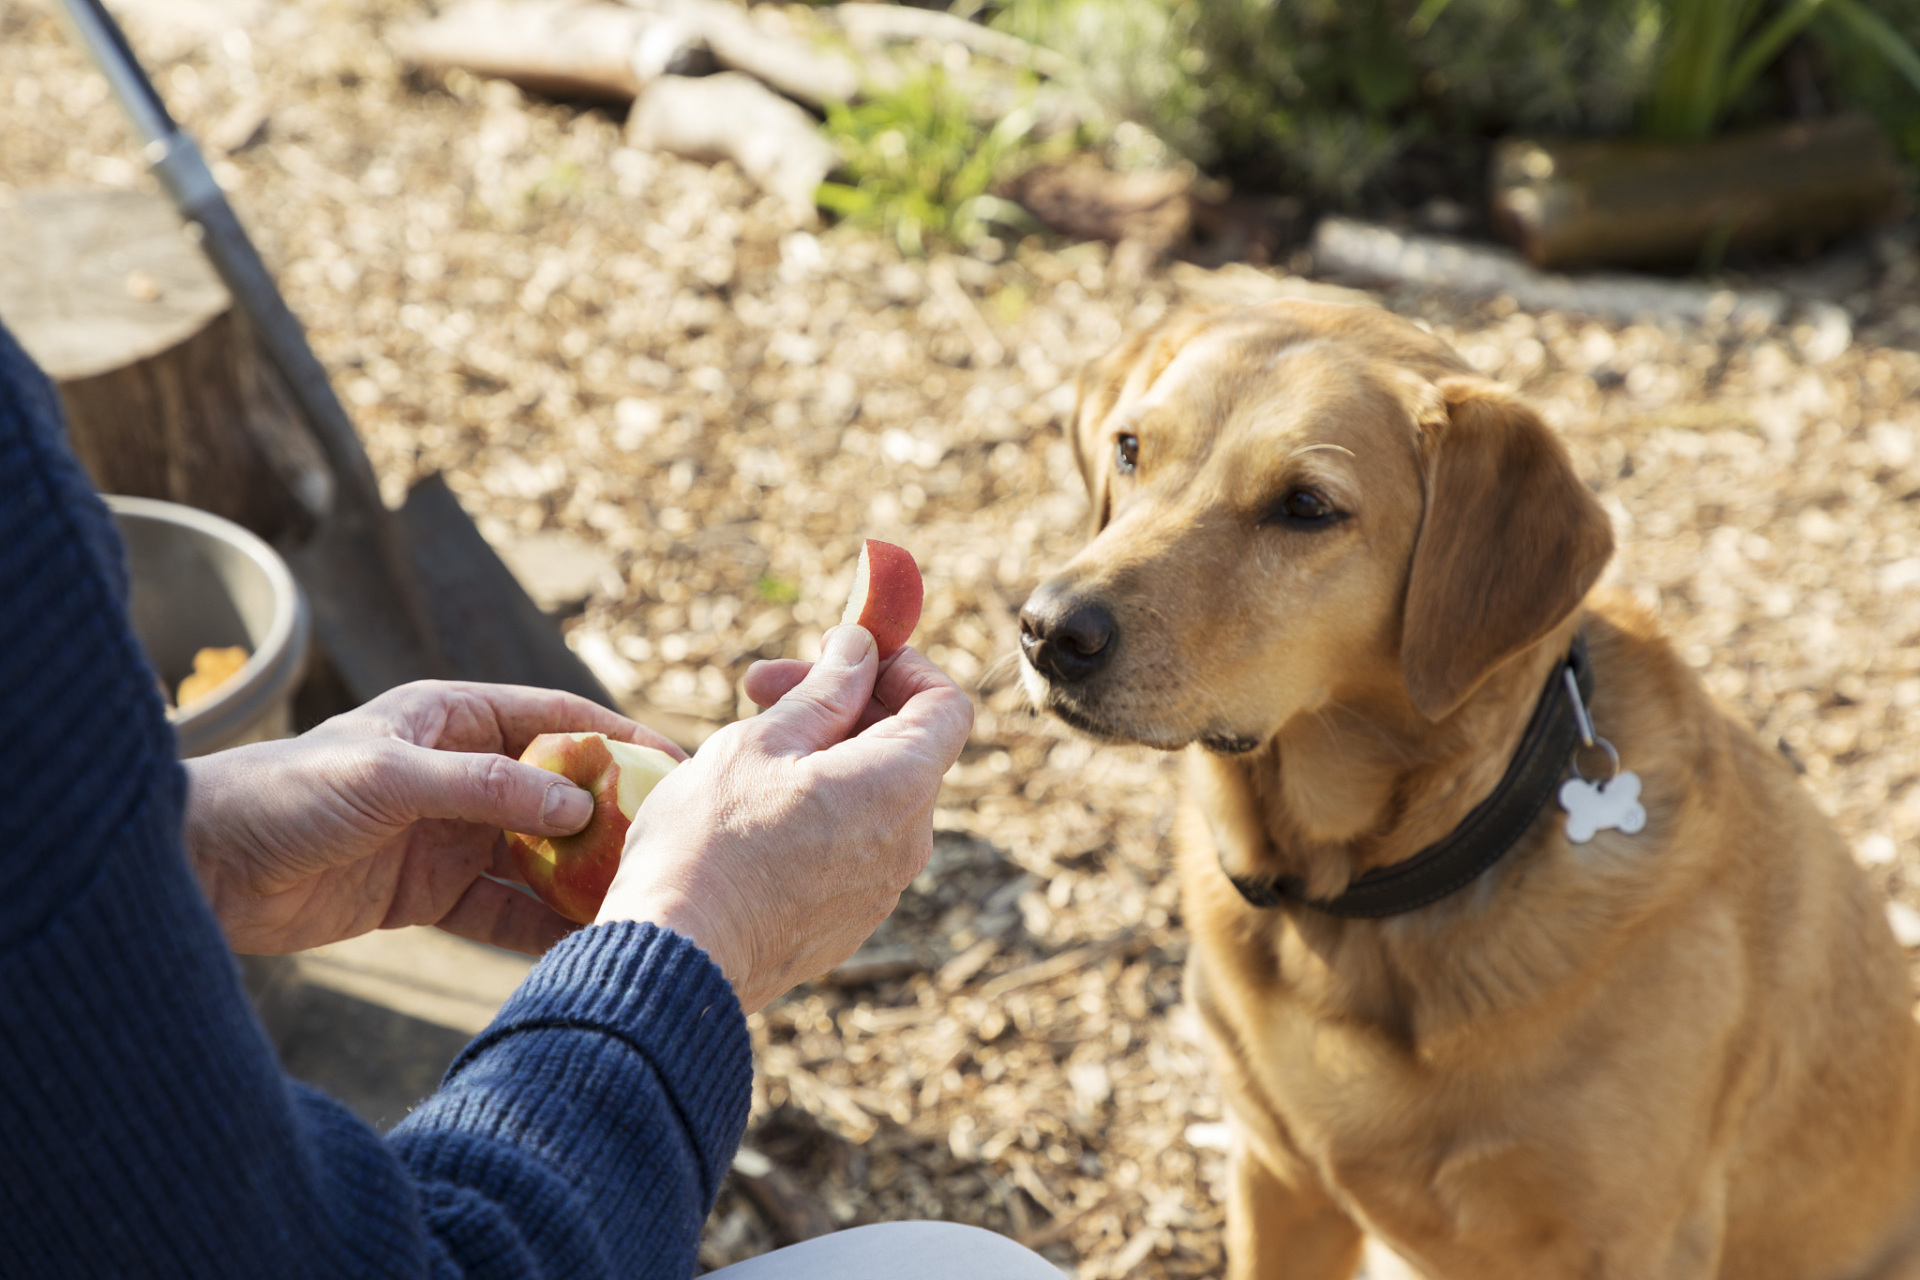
[103,495,310,750]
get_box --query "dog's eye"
[1114,433,1139,474]
[1272,488,1337,526]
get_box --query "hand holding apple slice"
[511,542,919,927]
[506,732,679,924]
[740,539,927,716]
[841,538,924,659]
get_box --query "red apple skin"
[841,538,924,659]
[506,733,676,924]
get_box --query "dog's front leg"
[1227,1142,1364,1280]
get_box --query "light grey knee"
[703,1221,1062,1280]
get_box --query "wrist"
[177,755,227,887]
[600,886,745,993]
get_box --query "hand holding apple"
[740,537,928,723]
[498,540,922,938]
[598,626,973,1012]
[181,681,678,955]
[506,733,678,924]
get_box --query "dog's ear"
[1401,377,1613,721]
[1069,329,1155,532]
[1069,310,1220,534]
[1068,368,1116,532]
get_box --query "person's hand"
[599,626,973,1012]
[183,681,683,956]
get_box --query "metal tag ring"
[1571,736,1621,784]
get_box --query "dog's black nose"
[1019,581,1117,684]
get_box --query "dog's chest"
[1232,1008,1577,1254]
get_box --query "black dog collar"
[1227,632,1593,919]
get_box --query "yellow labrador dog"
[1018,301,1920,1279]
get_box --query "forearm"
[391,923,752,1280]
[1,797,748,1278]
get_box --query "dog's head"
[1019,301,1613,750]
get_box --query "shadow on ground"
[239,951,479,1133]
[276,985,474,1132]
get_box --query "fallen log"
[628,72,838,222]
[392,0,662,101]
[396,0,865,108]
[825,2,1067,79]
[1001,159,1192,281]
[651,0,864,108]
[1490,116,1904,271]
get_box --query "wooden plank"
[1491,116,1903,270]
[396,472,617,707]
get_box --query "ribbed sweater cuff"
[386,923,751,1277]
[468,921,740,1076]
[447,920,751,1175]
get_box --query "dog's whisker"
[977,651,1024,696]
[1307,705,1359,775]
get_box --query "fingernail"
[824,625,874,667]
[543,781,592,831]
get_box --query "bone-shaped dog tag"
[1559,772,1646,844]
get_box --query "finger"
[449,683,685,761]
[488,835,527,883]
[870,646,970,718]
[436,876,579,955]
[851,696,894,735]
[832,663,975,771]
[747,661,892,729]
[747,653,914,715]
[378,743,598,837]
[749,669,890,729]
[749,626,879,752]
[742,659,811,708]
[489,686,685,760]
[319,681,685,762]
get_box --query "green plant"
[754,573,802,605]
[1827,0,1920,154]
[989,0,1920,201]
[816,66,1051,254]
[1648,0,1920,138]
[992,0,1665,200]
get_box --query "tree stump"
[0,188,332,543]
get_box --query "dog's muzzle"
[1018,580,1117,685]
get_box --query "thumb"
[378,743,595,836]
[751,625,878,751]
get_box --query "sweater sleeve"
[0,318,752,1280]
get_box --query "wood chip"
[979,941,1118,1000]
[824,944,924,988]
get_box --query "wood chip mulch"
[10,1,1920,1274]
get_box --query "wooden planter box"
[1490,115,1905,270]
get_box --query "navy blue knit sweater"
[0,320,752,1278]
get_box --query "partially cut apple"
[506,732,678,924]
[841,538,924,659]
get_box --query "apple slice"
[841,538,924,659]
[506,732,678,924]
